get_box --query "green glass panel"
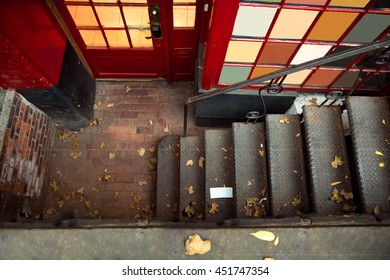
[219,66,251,84]
[344,14,390,43]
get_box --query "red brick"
[139,96,155,104]
[120,111,138,119]
[104,183,125,192]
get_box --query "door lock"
[147,4,161,39]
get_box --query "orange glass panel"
[283,69,312,84]
[251,67,282,82]
[257,42,298,65]
[329,0,371,8]
[105,30,130,47]
[270,9,318,39]
[129,29,153,48]
[67,5,99,27]
[305,69,342,86]
[121,0,148,3]
[225,41,262,63]
[173,0,196,3]
[123,6,150,27]
[79,30,106,47]
[173,6,196,27]
[307,12,358,41]
[92,0,117,3]
[65,0,89,2]
[95,6,124,28]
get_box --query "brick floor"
[43,80,205,220]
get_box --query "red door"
[53,0,202,81]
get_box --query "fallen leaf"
[309,98,317,106]
[185,234,211,255]
[183,203,196,218]
[208,203,219,214]
[125,86,131,93]
[92,187,99,193]
[46,207,56,215]
[250,230,276,242]
[279,117,290,124]
[57,130,73,141]
[199,156,205,168]
[331,155,344,168]
[84,199,91,209]
[101,175,112,182]
[49,179,59,193]
[138,147,146,157]
[340,189,353,200]
[57,198,65,209]
[292,196,301,206]
[373,205,381,215]
[21,206,32,218]
[166,203,178,213]
[187,186,195,194]
[148,146,156,153]
[296,133,301,137]
[70,149,81,159]
[106,103,114,108]
[274,236,280,246]
[375,150,384,156]
[163,125,171,133]
[76,187,85,194]
[134,195,142,203]
[138,180,147,186]
[263,257,275,260]
[146,157,157,172]
[79,128,85,133]
[113,192,119,201]
[109,152,116,160]
[221,147,228,152]
[331,181,342,186]
[99,143,105,149]
[247,181,253,186]
[67,189,77,199]
[330,188,343,203]
[89,118,100,126]
[72,136,80,147]
[382,119,387,125]
[186,160,194,166]
[379,162,385,168]
[55,170,63,177]
[259,149,265,157]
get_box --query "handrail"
[185,37,390,104]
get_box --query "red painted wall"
[0,0,66,89]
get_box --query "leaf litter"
[185,234,211,255]
[250,230,276,242]
[331,155,344,168]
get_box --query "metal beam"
[186,38,390,104]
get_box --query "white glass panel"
[232,6,277,37]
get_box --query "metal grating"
[232,122,269,218]
[346,96,390,214]
[156,136,180,222]
[205,129,235,224]
[303,106,354,215]
[179,136,206,222]
[266,114,309,217]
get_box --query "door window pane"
[79,30,106,47]
[123,6,150,27]
[95,6,124,27]
[173,6,196,27]
[129,29,153,48]
[105,30,130,47]
[67,5,99,27]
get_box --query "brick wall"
[0,89,54,197]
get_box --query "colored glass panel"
[307,12,358,42]
[121,0,148,3]
[332,71,360,87]
[285,0,327,5]
[233,6,277,37]
[95,6,124,28]
[283,69,312,85]
[290,44,332,65]
[129,29,153,48]
[324,46,360,68]
[105,30,129,47]
[219,66,251,84]
[67,5,99,27]
[329,0,371,8]
[123,6,150,27]
[225,41,262,63]
[173,6,196,27]
[240,0,281,3]
[251,67,282,81]
[79,30,106,47]
[269,9,318,39]
[344,14,390,43]
[305,69,343,86]
[257,42,298,65]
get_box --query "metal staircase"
[156,96,390,225]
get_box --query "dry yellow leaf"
[330,188,343,203]
[109,152,116,160]
[279,117,290,124]
[92,187,99,193]
[101,175,111,182]
[208,203,219,214]
[138,147,146,157]
[309,98,317,106]
[185,234,211,255]
[70,149,81,159]
[148,146,156,153]
[113,192,119,201]
[292,196,301,206]
[331,181,342,186]
[89,118,100,127]
[373,205,381,215]
[375,150,384,156]
[138,180,147,186]
[274,236,280,246]
[199,156,205,168]
[186,160,194,166]
[221,147,228,152]
[379,162,385,168]
[187,186,195,194]
[340,189,353,200]
[331,155,344,168]
[382,119,386,125]
[163,125,171,133]
[106,103,114,108]
[259,149,265,157]
[100,143,105,149]
[76,187,85,194]
[46,207,56,215]
[296,133,301,137]
[49,180,59,193]
[263,257,275,260]
[250,230,276,242]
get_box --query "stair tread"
[266,114,309,217]
[303,106,354,215]
[205,129,235,223]
[346,96,390,214]
[232,122,269,218]
[179,136,206,221]
[156,136,180,222]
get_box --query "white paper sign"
[210,187,233,199]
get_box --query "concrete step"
[346,96,390,214]
[266,114,309,217]
[179,136,206,222]
[156,136,180,222]
[303,106,354,215]
[232,122,269,218]
[205,129,235,224]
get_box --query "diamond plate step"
[179,136,206,222]
[205,129,235,224]
[303,106,354,215]
[156,136,180,222]
[266,115,309,217]
[346,96,390,214]
[232,122,269,218]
